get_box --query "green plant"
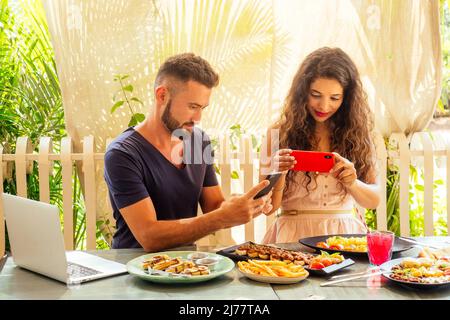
[436,0,450,116]
[0,0,108,250]
[364,163,400,233]
[367,136,448,236]
[111,74,146,127]
[409,163,448,236]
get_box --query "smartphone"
[291,150,335,173]
[254,173,282,199]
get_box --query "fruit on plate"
[308,251,345,269]
[316,242,329,249]
[309,261,326,270]
[316,236,367,252]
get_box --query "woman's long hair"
[276,47,375,196]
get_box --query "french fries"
[238,259,309,278]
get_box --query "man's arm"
[120,196,224,252]
[120,181,271,252]
[199,185,225,213]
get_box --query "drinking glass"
[366,230,394,266]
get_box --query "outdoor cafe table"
[0,237,449,300]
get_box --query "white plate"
[237,268,309,284]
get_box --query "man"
[104,53,272,251]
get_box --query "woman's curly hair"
[276,47,376,196]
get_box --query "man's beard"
[161,100,195,134]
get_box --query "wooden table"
[0,237,449,300]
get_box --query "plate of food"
[299,234,414,256]
[217,241,353,276]
[126,251,234,284]
[216,241,315,265]
[380,256,450,289]
[237,259,309,284]
[302,251,355,276]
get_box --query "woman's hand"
[261,191,273,215]
[270,149,296,174]
[330,153,357,188]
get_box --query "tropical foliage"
[0,0,108,250]
[437,0,450,116]
[111,74,146,127]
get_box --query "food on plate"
[233,242,314,265]
[182,266,210,276]
[316,236,367,252]
[237,259,309,278]
[389,256,450,284]
[418,246,450,260]
[141,254,210,276]
[399,257,433,269]
[153,257,183,270]
[141,254,171,269]
[307,251,345,269]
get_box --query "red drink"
[367,231,394,266]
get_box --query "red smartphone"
[291,150,335,173]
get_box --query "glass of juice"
[366,230,395,266]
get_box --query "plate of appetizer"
[127,251,234,284]
[217,241,353,276]
[381,256,450,289]
[216,241,315,265]
[302,251,355,276]
[299,234,414,256]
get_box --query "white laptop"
[2,193,127,285]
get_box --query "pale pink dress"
[262,172,366,244]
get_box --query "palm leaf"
[143,0,290,132]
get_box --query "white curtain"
[42,0,441,242]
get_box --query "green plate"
[126,251,235,284]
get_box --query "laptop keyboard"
[67,262,101,279]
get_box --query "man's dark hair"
[155,53,219,89]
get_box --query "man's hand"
[218,180,272,228]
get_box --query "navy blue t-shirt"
[104,127,218,249]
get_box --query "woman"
[261,47,380,244]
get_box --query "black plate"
[380,258,450,289]
[216,242,354,276]
[304,258,355,276]
[299,233,414,256]
[216,241,315,262]
[216,242,255,261]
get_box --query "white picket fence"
[1,132,449,255]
